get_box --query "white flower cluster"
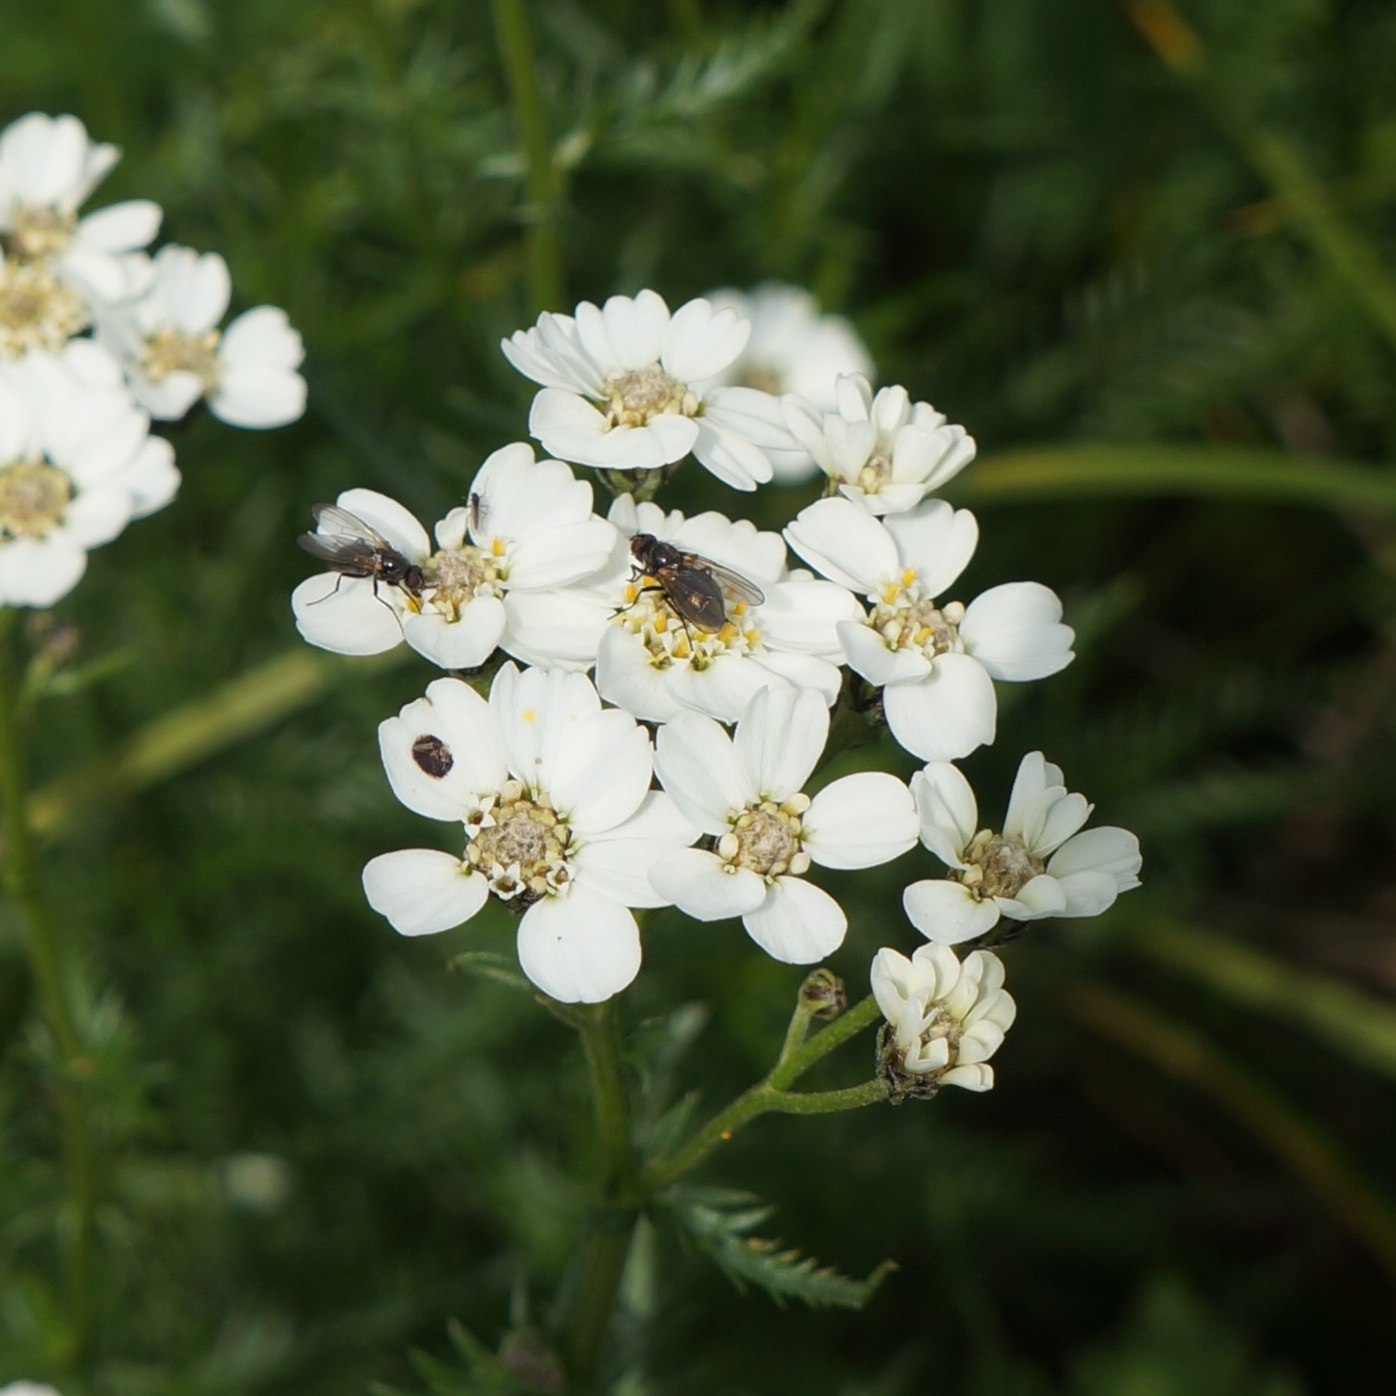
[298,285,1140,1095]
[0,112,306,607]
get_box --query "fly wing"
[684,552,766,609]
[307,503,390,547]
[298,504,388,570]
[667,569,729,632]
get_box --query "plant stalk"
[0,609,96,1361]
[489,0,565,314]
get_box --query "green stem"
[489,0,565,314]
[644,996,883,1189]
[562,1000,640,1385]
[0,610,95,1360]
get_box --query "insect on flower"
[628,532,765,634]
[298,503,426,601]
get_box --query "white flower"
[292,444,618,668]
[872,943,1016,1093]
[596,495,862,723]
[784,496,1074,761]
[0,343,178,607]
[501,289,796,491]
[95,245,306,428]
[0,1383,63,1396]
[649,686,918,963]
[783,374,976,515]
[904,752,1143,945]
[0,113,160,304]
[704,284,874,483]
[362,665,697,1003]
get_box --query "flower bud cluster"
[297,284,1142,1095]
[0,111,306,608]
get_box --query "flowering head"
[0,256,88,357]
[871,943,1016,1097]
[904,753,1142,945]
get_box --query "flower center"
[0,459,72,539]
[0,257,88,356]
[716,797,811,880]
[854,449,892,493]
[601,366,698,429]
[957,830,1043,901]
[463,780,574,906]
[613,570,763,670]
[866,573,964,658]
[6,207,75,262]
[421,541,506,622]
[141,326,223,390]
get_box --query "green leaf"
[955,443,1396,514]
[666,1189,896,1311]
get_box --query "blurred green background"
[3,0,1396,1390]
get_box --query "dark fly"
[298,503,426,600]
[628,532,765,634]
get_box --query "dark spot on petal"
[412,734,453,778]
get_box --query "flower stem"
[0,609,95,1361]
[561,998,640,1385]
[643,994,883,1189]
[489,0,565,314]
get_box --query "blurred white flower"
[501,289,796,491]
[96,245,306,428]
[0,1383,63,1396]
[292,445,617,669]
[904,752,1142,945]
[704,284,874,483]
[649,686,918,963]
[872,942,1016,1094]
[0,112,160,304]
[362,665,698,1003]
[784,496,1074,761]
[595,495,862,723]
[0,343,178,607]
[783,374,975,515]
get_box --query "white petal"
[734,686,827,800]
[379,678,509,819]
[402,596,506,670]
[902,878,1000,944]
[648,847,766,921]
[75,199,161,252]
[0,536,86,607]
[742,877,846,963]
[960,582,1075,681]
[291,574,404,656]
[803,772,918,869]
[689,417,772,491]
[883,500,978,595]
[211,367,306,429]
[757,579,865,659]
[662,298,749,382]
[491,664,601,793]
[654,711,753,832]
[995,874,1068,921]
[574,791,698,908]
[1050,870,1124,918]
[882,654,997,762]
[516,886,642,1003]
[221,305,305,370]
[594,626,686,722]
[1048,826,1142,895]
[909,762,977,866]
[502,588,613,669]
[362,849,487,936]
[783,498,891,594]
[549,708,653,833]
[837,618,932,687]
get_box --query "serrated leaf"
[667,1191,895,1310]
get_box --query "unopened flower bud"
[798,967,846,1019]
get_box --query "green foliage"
[664,1187,895,1311]
[2,0,1396,1390]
